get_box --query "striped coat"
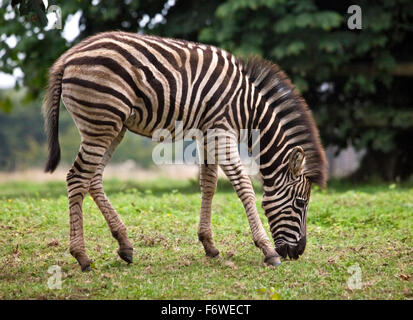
[43,31,327,271]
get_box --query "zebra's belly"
[124,106,197,140]
[124,108,153,138]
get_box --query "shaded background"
[0,0,412,182]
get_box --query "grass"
[0,178,412,300]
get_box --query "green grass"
[0,178,412,299]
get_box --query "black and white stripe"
[43,31,327,270]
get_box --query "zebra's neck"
[254,97,301,195]
[243,57,327,193]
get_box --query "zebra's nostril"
[287,245,299,260]
[297,236,306,255]
[276,241,305,260]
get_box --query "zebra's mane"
[242,56,327,188]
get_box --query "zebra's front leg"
[89,127,133,264]
[217,136,281,266]
[198,162,220,258]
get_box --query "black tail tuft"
[44,125,61,173]
[43,64,63,173]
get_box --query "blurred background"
[0,0,412,183]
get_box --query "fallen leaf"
[223,260,237,269]
[226,250,236,259]
[271,292,281,300]
[47,239,59,247]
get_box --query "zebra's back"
[59,31,245,138]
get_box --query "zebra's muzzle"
[275,236,306,260]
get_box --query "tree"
[0,0,412,180]
[195,0,413,181]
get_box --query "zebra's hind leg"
[216,133,281,267]
[198,162,220,258]
[66,147,108,272]
[61,86,130,270]
[66,126,124,271]
[88,127,133,264]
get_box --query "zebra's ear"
[289,146,305,179]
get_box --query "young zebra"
[43,31,327,271]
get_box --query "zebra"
[43,31,327,271]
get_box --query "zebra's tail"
[43,59,64,173]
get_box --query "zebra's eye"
[296,198,306,208]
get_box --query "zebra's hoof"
[118,248,133,264]
[206,247,220,258]
[81,263,92,272]
[264,255,282,267]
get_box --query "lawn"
[0,178,411,299]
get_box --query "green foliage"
[0,0,412,180]
[196,0,413,181]
[0,179,411,299]
[0,89,45,170]
[13,0,48,28]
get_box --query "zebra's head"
[262,146,312,260]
